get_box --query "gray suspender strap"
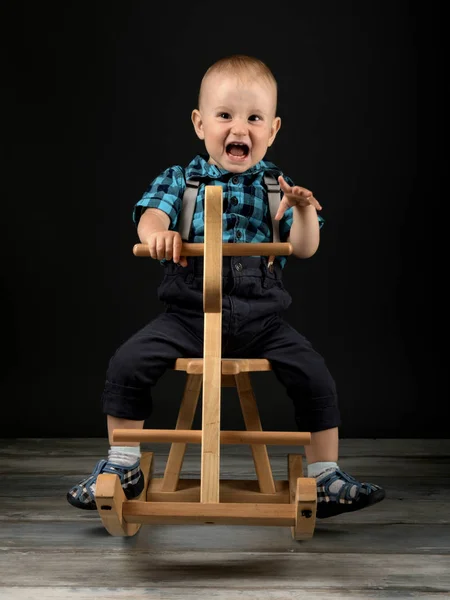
[263,174,282,270]
[178,179,200,241]
[263,174,281,244]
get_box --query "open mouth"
[226,143,250,160]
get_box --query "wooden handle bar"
[112,428,311,445]
[133,242,293,257]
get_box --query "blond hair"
[198,54,278,109]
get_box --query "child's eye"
[218,112,231,119]
[249,115,262,122]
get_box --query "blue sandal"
[67,458,144,510]
[316,467,385,519]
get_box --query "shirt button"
[232,176,239,184]
[235,262,243,271]
[231,196,238,205]
[236,231,242,239]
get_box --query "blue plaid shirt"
[134,154,324,269]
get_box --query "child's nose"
[231,119,248,136]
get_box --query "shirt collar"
[185,154,281,180]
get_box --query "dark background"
[2,2,441,439]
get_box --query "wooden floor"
[0,438,449,599]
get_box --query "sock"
[307,461,338,479]
[108,445,141,466]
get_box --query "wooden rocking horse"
[95,185,317,540]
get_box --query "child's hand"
[145,231,188,267]
[274,175,322,221]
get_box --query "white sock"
[307,461,338,479]
[108,445,141,466]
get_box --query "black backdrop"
[2,2,441,439]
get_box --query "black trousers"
[102,256,340,433]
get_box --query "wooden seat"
[95,185,317,540]
[174,357,271,374]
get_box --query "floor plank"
[2,454,450,478]
[1,587,448,599]
[1,438,450,457]
[1,521,449,554]
[0,551,449,590]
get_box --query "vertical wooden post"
[201,185,223,504]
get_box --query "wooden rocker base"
[96,451,316,540]
[96,451,154,537]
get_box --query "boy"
[68,55,385,519]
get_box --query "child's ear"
[191,109,205,140]
[268,116,281,147]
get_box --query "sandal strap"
[70,459,107,503]
[70,459,140,503]
[318,468,381,504]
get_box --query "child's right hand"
[144,231,188,267]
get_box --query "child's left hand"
[274,175,322,221]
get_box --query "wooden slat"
[201,314,222,505]
[146,477,290,503]
[123,500,295,526]
[201,185,223,504]
[112,429,310,445]
[173,358,272,373]
[161,374,202,492]
[235,372,276,494]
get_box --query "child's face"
[192,72,281,173]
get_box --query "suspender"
[178,174,281,244]
[178,180,200,241]
[264,174,281,244]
